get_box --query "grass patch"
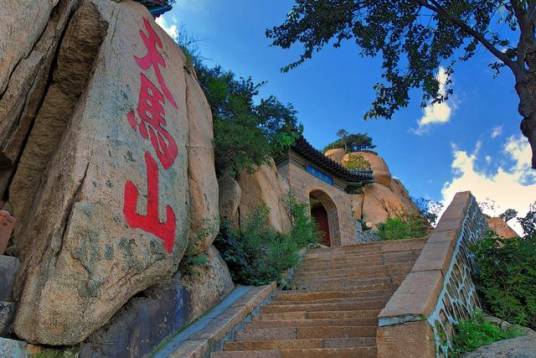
[377,215,429,241]
[214,196,320,286]
[452,312,522,356]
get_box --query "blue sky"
[157,0,535,229]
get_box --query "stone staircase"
[212,238,427,358]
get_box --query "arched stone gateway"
[309,189,339,247]
[277,136,373,247]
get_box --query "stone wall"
[278,159,356,246]
[377,192,488,357]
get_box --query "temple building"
[277,136,373,247]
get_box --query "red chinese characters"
[123,18,178,253]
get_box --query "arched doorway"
[309,190,340,247]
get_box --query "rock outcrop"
[0,0,220,346]
[234,159,291,233]
[487,217,518,239]
[326,149,420,228]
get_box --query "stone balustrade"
[377,191,488,357]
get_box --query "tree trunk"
[515,76,536,169]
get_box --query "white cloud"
[415,67,453,134]
[155,16,178,40]
[441,135,536,235]
[491,125,503,139]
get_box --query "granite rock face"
[326,149,420,228]
[237,159,291,233]
[80,245,233,358]
[10,0,193,345]
[487,217,518,238]
[462,335,536,358]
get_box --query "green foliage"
[195,65,302,177]
[377,216,429,241]
[518,202,536,237]
[324,130,375,153]
[179,220,216,275]
[472,231,536,329]
[214,199,320,286]
[343,153,371,170]
[266,1,521,122]
[413,197,444,226]
[452,311,522,356]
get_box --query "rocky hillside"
[325,148,421,228]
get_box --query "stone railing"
[377,191,488,357]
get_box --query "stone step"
[302,250,421,266]
[0,256,20,301]
[274,289,393,302]
[294,262,414,276]
[224,337,375,351]
[255,309,380,321]
[235,326,377,341]
[293,270,408,283]
[304,247,422,260]
[272,294,391,305]
[298,253,420,270]
[261,300,386,314]
[293,277,395,291]
[213,347,377,358]
[248,318,377,329]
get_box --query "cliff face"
[325,148,421,228]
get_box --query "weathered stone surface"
[323,148,345,163]
[0,255,20,301]
[377,320,435,358]
[0,301,15,336]
[219,174,241,225]
[12,0,190,345]
[0,0,79,196]
[351,194,363,220]
[0,337,27,358]
[238,159,291,233]
[0,211,15,255]
[180,246,234,323]
[462,335,536,358]
[487,217,518,239]
[361,183,419,228]
[80,274,191,358]
[186,72,219,254]
[351,151,391,186]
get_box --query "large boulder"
[9,0,195,345]
[219,174,241,226]
[0,0,80,196]
[361,183,420,228]
[350,151,391,186]
[237,160,291,233]
[324,148,346,163]
[186,72,219,255]
[487,217,518,239]
[80,246,233,358]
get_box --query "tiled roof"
[292,136,374,184]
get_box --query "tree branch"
[418,0,516,71]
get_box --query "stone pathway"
[212,238,427,357]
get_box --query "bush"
[452,311,522,356]
[472,231,536,329]
[214,199,320,286]
[377,216,429,241]
[343,153,371,170]
[323,130,375,153]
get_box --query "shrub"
[323,129,375,153]
[472,231,536,329]
[214,200,320,286]
[452,311,522,356]
[343,153,370,170]
[377,215,429,241]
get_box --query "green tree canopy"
[195,65,302,177]
[267,0,536,169]
[324,129,375,152]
